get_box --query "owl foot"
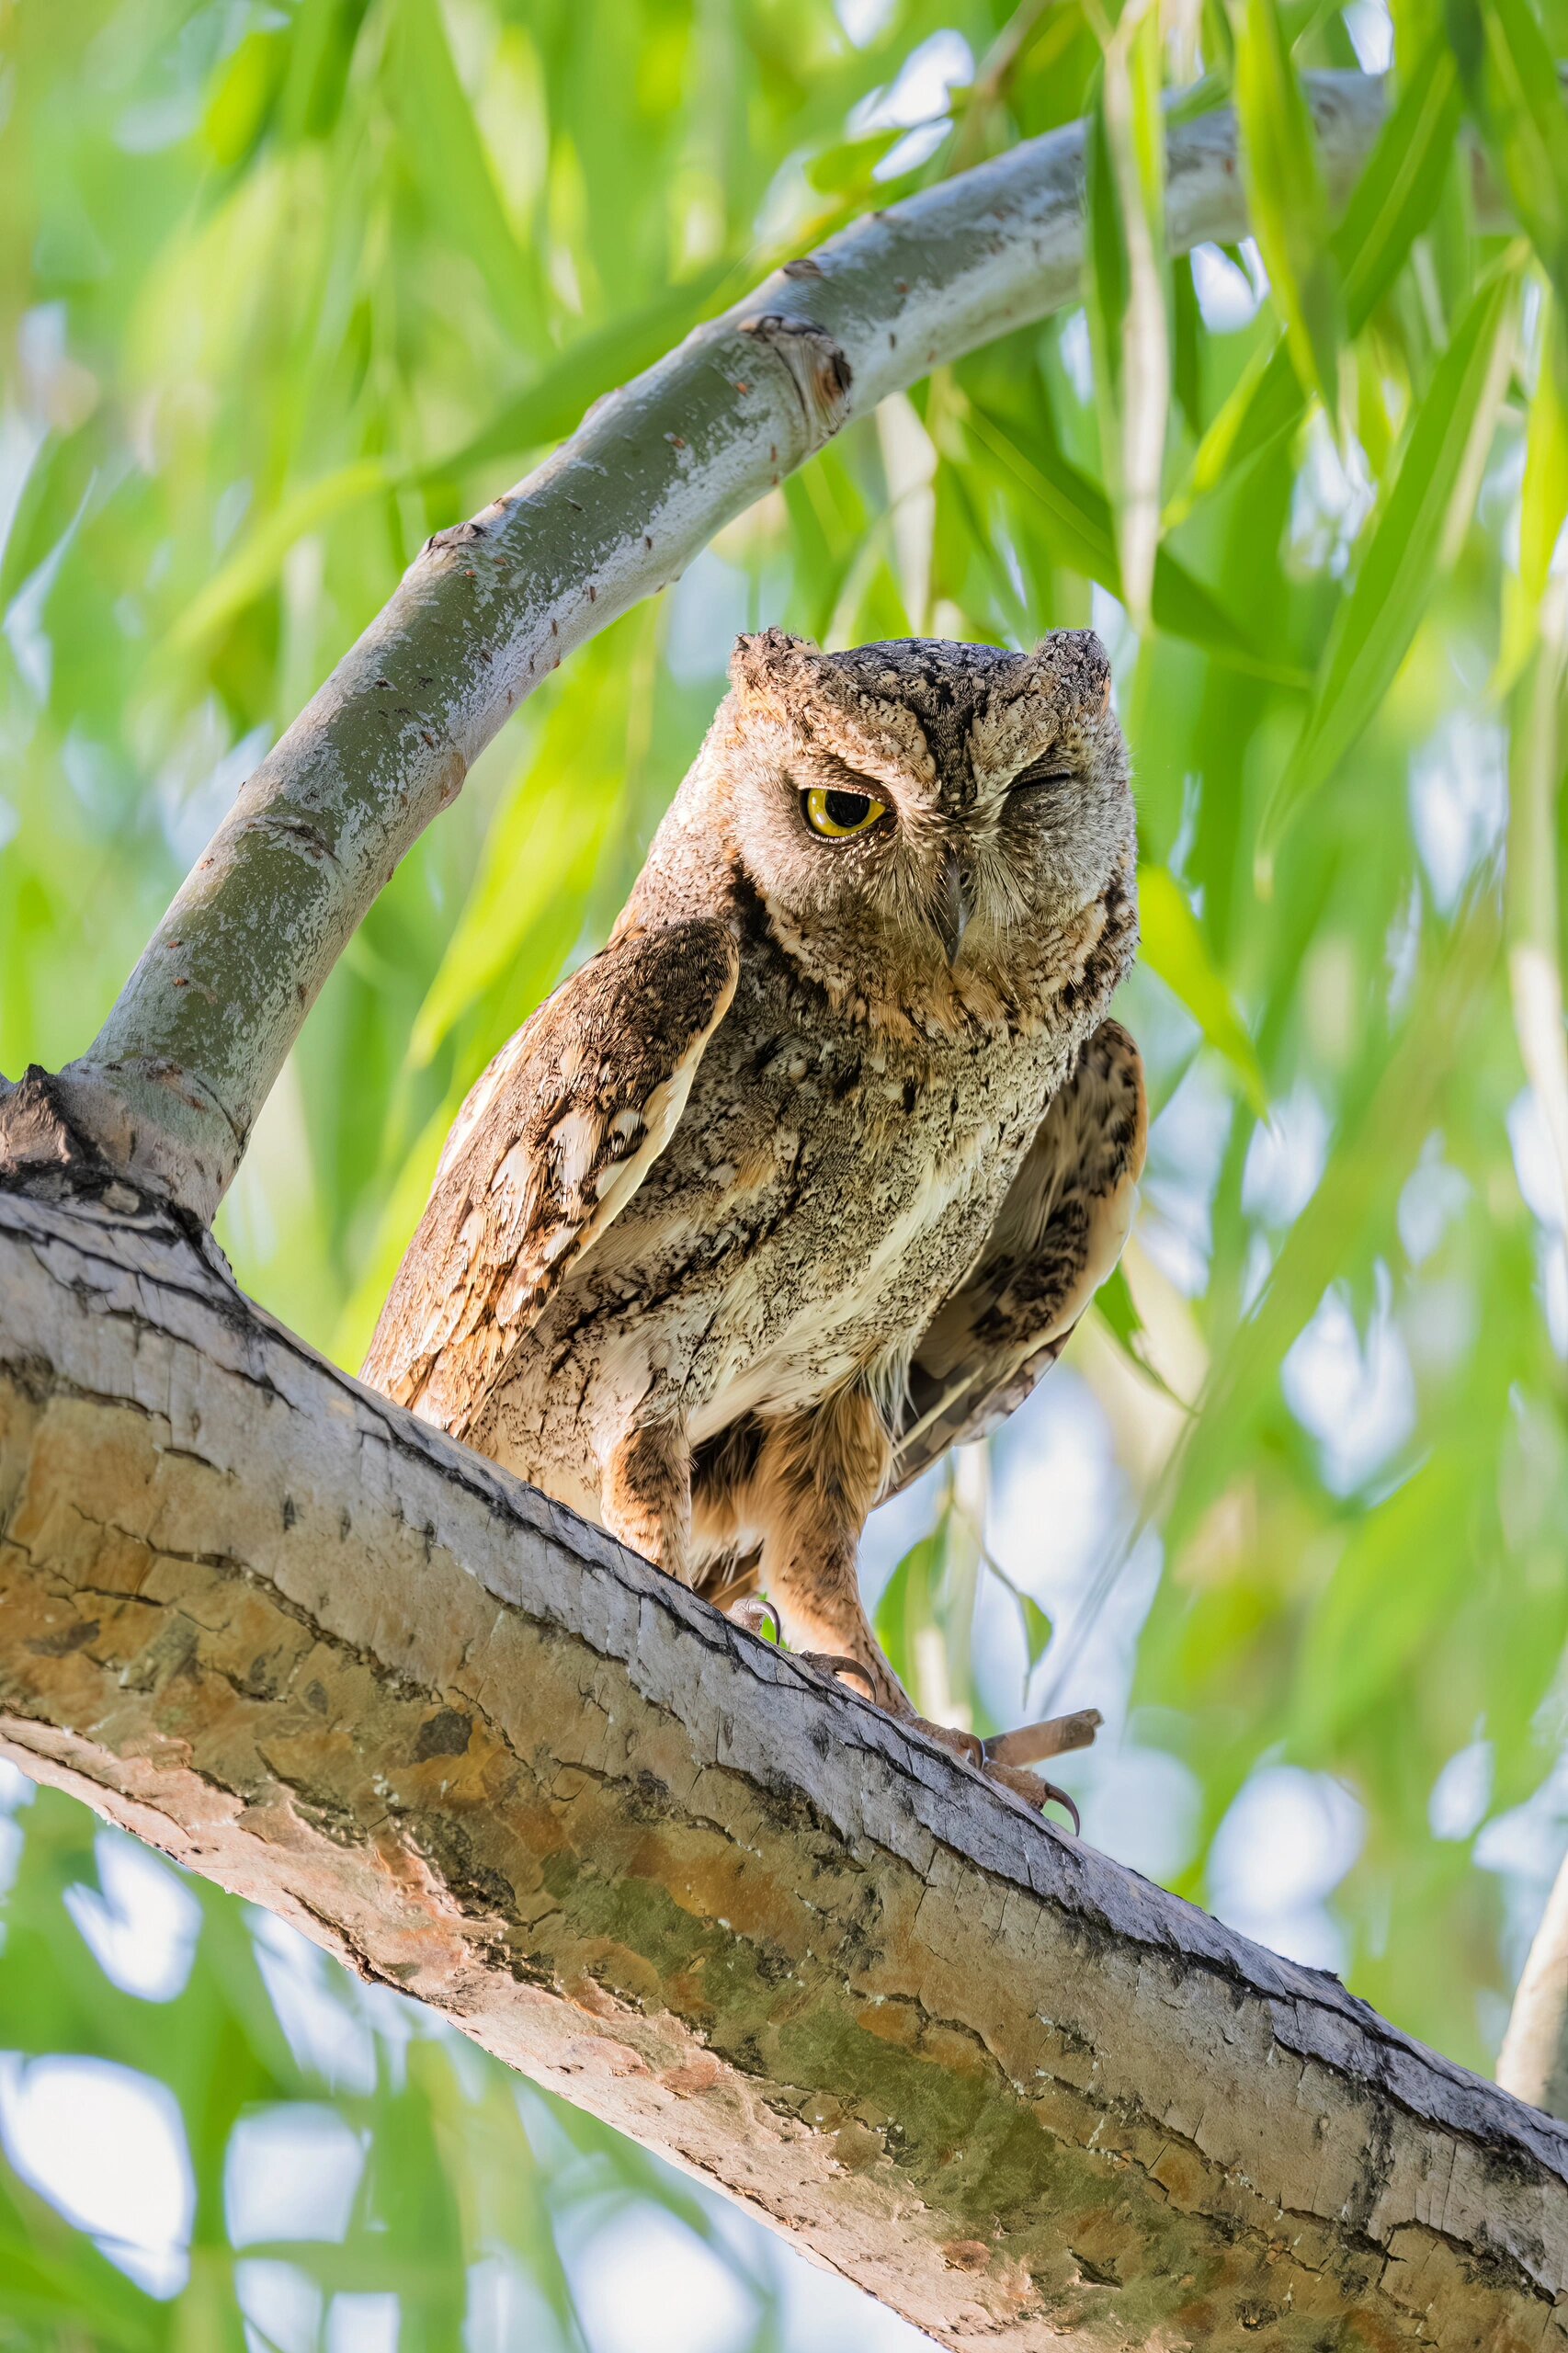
[722,1594,782,1644]
[794,1654,1087,1832]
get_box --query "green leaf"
[424,264,738,480]
[874,1533,943,1697]
[168,460,391,652]
[1169,40,1460,525]
[1449,0,1568,306]
[965,403,1309,685]
[1499,294,1568,688]
[383,0,540,336]
[1139,864,1268,1113]
[1086,6,1170,630]
[1260,259,1520,857]
[1019,1592,1054,1673]
[1233,0,1347,422]
[1335,41,1461,326]
[1291,1453,1476,1749]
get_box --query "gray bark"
[3,1136,1567,2350]
[29,73,1392,1222]
[4,69,1562,2347]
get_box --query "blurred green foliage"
[6,0,1568,2340]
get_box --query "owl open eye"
[802,784,890,839]
[1007,755,1074,792]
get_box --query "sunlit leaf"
[1233,0,1347,421]
[1260,259,1519,859]
[1139,864,1268,1114]
[1499,294,1568,689]
[1449,0,1568,305]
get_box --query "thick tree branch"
[19,72,1399,1222]
[3,1147,1567,2350]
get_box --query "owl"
[364,630,1145,1813]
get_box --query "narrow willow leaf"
[1336,40,1460,324]
[169,459,391,650]
[1100,2,1170,630]
[1085,90,1130,417]
[1233,0,1347,423]
[384,0,539,336]
[1449,0,1568,306]
[966,404,1309,684]
[1499,298,1568,689]
[1506,587,1568,1232]
[423,264,737,479]
[874,1533,943,1699]
[1140,864,1268,1114]
[1168,42,1459,524]
[1291,1451,1477,1749]
[1159,893,1502,1560]
[1260,261,1519,858]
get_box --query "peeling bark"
[3,1163,1566,2351]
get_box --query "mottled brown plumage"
[365,628,1145,1808]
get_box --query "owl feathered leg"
[752,1389,907,1709]
[733,1392,1081,1822]
[602,1416,694,1586]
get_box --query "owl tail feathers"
[983,1706,1102,1770]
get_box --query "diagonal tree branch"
[7,71,1398,1223]
[3,1158,1567,2351]
[3,66,1562,2348]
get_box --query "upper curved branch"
[42,74,1393,1221]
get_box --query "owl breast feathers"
[365,629,1145,1752]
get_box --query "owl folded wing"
[890,1018,1147,1495]
[361,919,739,1438]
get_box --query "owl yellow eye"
[802,785,889,839]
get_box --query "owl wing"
[362,919,739,1438]
[890,1018,1147,1495]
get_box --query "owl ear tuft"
[730,628,817,696]
[1028,630,1113,716]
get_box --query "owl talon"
[1028,1776,1081,1834]
[797,1652,879,1699]
[724,1594,782,1644]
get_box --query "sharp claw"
[724,1594,781,1644]
[1036,1779,1081,1836]
[798,1652,879,1700]
[983,1706,1102,1768]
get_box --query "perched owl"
[364,630,1145,1812]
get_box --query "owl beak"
[935,847,974,967]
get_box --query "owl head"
[644,629,1136,1028]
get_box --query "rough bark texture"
[41,72,1392,1222]
[4,1146,1567,2351]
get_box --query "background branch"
[6,72,1394,1222]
